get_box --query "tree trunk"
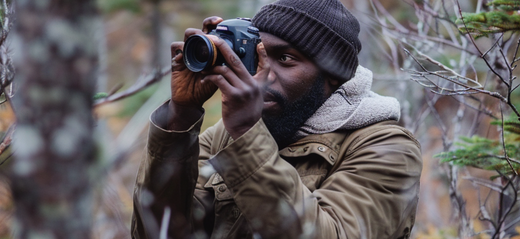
[9,1,98,238]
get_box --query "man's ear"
[322,73,342,98]
[325,74,342,89]
[327,77,341,87]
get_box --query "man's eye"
[280,55,292,62]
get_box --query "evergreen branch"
[495,156,520,165]
[489,0,520,9]
[456,2,514,107]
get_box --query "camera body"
[183,18,261,75]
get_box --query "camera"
[183,18,261,75]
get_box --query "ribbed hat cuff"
[253,4,359,82]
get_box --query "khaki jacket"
[132,103,422,239]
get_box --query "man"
[132,0,422,238]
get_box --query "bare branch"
[512,83,520,92]
[477,187,497,230]
[456,0,483,56]
[450,95,497,119]
[499,103,518,176]
[94,66,170,107]
[493,175,518,238]
[406,43,483,87]
[464,176,507,194]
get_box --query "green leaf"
[93,92,108,100]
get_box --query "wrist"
[167,101,204,131]
[151,100,203,131]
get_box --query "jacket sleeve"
[131,102,204,239]
[208,119,422,239]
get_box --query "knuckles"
[229,84,262,101]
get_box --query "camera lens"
[194,42,209,62]
[183,35,217,72]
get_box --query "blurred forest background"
[1,0,520,238]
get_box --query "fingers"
[202,16,223,33]
[210,65,247,89]
[206,35,251,82]
[170,41,184,59]
[202,74,237,96]
[184,28,205,42]
[254,42,270,85]
[170,41,185,72]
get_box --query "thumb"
[253,42,270,84]
[170,41,184,59]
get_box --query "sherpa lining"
[294,65,400,138]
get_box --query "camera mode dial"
[247,26,259,34]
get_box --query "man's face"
[259,32,332,147]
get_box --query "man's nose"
[267,69,276,83]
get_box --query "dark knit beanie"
[252,0,362,82]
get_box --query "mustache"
[264,87,287,108]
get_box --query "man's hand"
[166,16,270,138]
[202,16,223,33]
[167,28,219,131]
[168,16,224,110]
[202,36,270,140]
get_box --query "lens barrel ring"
[183,34,218,72]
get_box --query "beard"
[262,74,326,148]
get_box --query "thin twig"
[450,95,497,119]
[405,50,509,103]
[456,0,483,56]
[406,43,482,87]
[492,175,517,239]
[477,186,497,230]
[94,66,170,107]
[499,103,517,176]
[0,123,14,156]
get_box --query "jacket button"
[329,154,336,162]
[318,146,325,152]
[218,185,226,192]
[232,207,240,218]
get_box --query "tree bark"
[9,1,98,238]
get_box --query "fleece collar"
[294,65,400,138]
